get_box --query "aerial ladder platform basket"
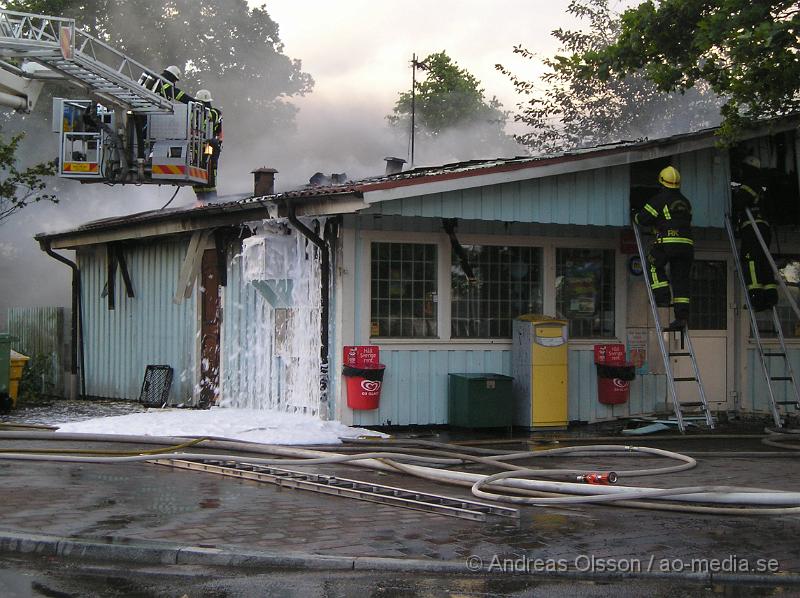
[0,8,213,187]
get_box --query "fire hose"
[1,431,800,515]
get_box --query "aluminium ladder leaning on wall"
[724,210,800,428]
[632,223,715,434]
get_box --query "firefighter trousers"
[740,223,778,311]
[647,242,693,321]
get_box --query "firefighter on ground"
[732,155,778,311]
[192,89,223,200]
[634,166,694,330]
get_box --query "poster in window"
[626,327,648,374]
[562,260,599,317]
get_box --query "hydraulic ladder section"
[633,223,715,433]
[724,211,800,427]
[151,459,520,522]
[0,9,171,113]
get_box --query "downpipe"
[37,239,85,399]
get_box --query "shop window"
[556,248,616,338]
[370,242,437,338]
[451,245,543,338]
[753,256,800,339]
[690,260,727,330]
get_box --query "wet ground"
[1,397,145,426]
[0,553,790,597]
[1,400,800,595]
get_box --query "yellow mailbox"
[512,315,568,429]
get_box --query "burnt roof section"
[36,115,800,244]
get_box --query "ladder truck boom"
[0,8,216,188]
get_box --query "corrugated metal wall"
[220,232,328,416]
[220,244,279,409]
[78,239,196,402]
[351,348,664,426]
[364,149,730,228]
[7,306,66,396]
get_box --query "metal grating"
[139,365,173,407]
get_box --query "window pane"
[451,245,543,339]
[370,242,437,338]
[556,248,616,338]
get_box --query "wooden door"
[200,248,221,408]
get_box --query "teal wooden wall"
[364,148,730,228]
[351,348,665,426]
[743,347,800,414]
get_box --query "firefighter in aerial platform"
[732,155,778,311]
[135,65,195,159]
[139,65,195,103]
[634,166,694,330]
[192,89,223,201]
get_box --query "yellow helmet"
[658,166,681,189]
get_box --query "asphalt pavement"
[1,428,799,596]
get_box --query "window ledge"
[367,338,621,349]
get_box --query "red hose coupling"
[577,471,618,485]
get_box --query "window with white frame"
[370,242,438,338]
[451,245,543,338]
[555,247,616,338]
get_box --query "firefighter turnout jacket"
[634,188,693,246]
[731,178,767,233]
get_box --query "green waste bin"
[448,373,514,428]
[0,333,12,412]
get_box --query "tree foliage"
[389,51,509,141]
[497,0,719,154]
[572,0,800,139]
[5,0,314,142]
[0,131,56,224]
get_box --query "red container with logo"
[343,346,384,410]
[343,365,386,410]
[594,344,635,405]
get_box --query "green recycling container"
[448,373,514,428]
[0,334,12,409]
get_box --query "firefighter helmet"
[195,89,213,103]
[163,65,182,81]
[743,155,761,169]
[658,166,681,189]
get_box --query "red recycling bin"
[594,344,636,405]
[343,364,386,410]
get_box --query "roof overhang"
[38,192,366,249]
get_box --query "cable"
[160,186,180,209]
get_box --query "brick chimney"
[252,167,278,196]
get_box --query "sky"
[257,0,635,139]
[0,0,640,326]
